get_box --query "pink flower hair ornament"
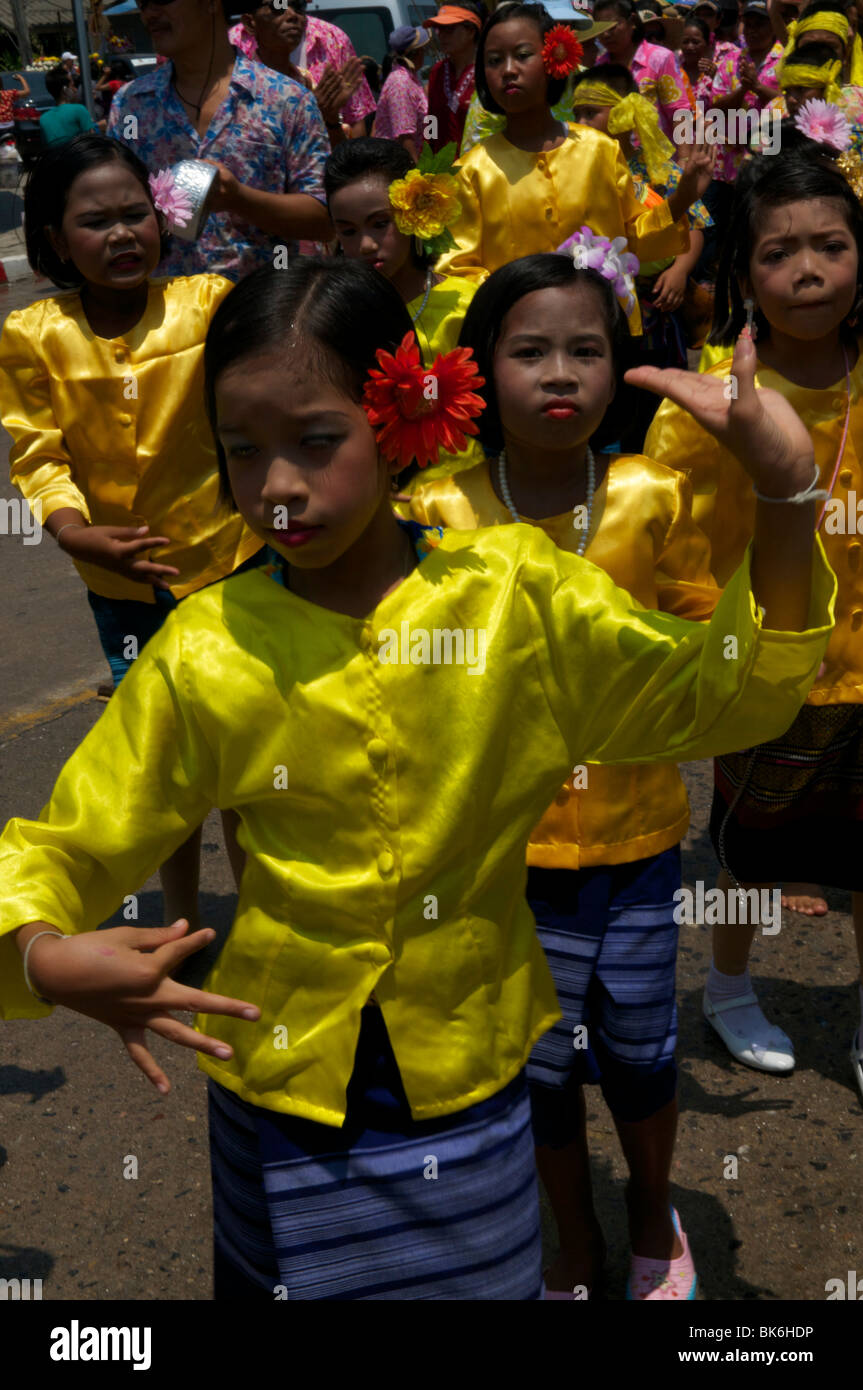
[557,226,640,317]
[793,99,852,151]
[148,169,194,231]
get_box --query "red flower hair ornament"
[542,25,583,78]
[362,334,485,470]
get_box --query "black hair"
[204,258,417,508]
[475,3,568,115]
[45,66,73,103]
[457,252,638,455]
[594,0,646,43]
[573,60,638,95]
[359,54,382,95]
[109,57,135,79]
[23,133,172,289]
[323,137,433,267]
[799,0,853,20]
[682,16,712,42]
[786,38,846,66]
[710,132,863,346]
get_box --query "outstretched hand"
[24,920,261,1095]
[625,330,815,498]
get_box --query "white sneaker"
[703,987,795,1073]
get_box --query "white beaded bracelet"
[54,523,86,543]
[22,929,65,1004]
[753,464,829,505]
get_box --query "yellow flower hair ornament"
[607,92,676,184]
[389,143,462,257]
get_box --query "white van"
[305,0,441,65]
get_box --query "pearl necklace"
[497,446,596,557]
[410,268,433,324]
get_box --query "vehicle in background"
[305,0,440,68]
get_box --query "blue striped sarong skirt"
[208,1006,544,1299]
[526,846,681,1138]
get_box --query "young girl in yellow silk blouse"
[0,133,264,933]
[645,136,863,1100]
[0,257,835,1301]
[324,135,481,485]
[408,252,720,1301]
[436,2,713,336]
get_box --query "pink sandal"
[625,1208,697,1301]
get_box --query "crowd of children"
[0,0,860,1303]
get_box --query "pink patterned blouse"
[599,39,692,138]
[373,64,427,147]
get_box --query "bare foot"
[544,1222,606,1294]
[781,882,828,916]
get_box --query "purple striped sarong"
[208,1006,544,1300]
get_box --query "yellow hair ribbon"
[851,32,863,85]
[783,11,849,57]
[607,91,675,184]
[571,79,621,107]
[778,56,843,103]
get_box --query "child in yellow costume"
[645,138,863,1101]
[408,251,720,1300]
[436,1,713,336]
[0,258,834,1300]
[325,135,482,486]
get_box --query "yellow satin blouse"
[0,274,263,604]
[407,274,478,362]
[0,528,834,1124]
[437,124,690,335]
[645,350,863,703]
[408,457,719,867]
[404,273,483,485]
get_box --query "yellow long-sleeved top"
[407,274,477,363]
[0,274,263,604]
[645,349,863,703]
[408,458,720,867]
[436,124,690,335]
[0,526,834,1124]
[405,273,483,485]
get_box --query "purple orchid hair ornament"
[557,225,640,317]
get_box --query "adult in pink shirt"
[373,26,430,161]
[232,2,376,138]
[594,0,693,137]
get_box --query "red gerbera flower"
[362,333,486,470]
[542,25,583,78]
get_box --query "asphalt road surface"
[0,276,859,1305]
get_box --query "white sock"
[706,961,794,1058]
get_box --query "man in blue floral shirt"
[110,0,331,279]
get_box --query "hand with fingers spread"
[17,919,261,1095]
[626,330,818,632]
[58,523,180,590]
[625,329,814,495]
